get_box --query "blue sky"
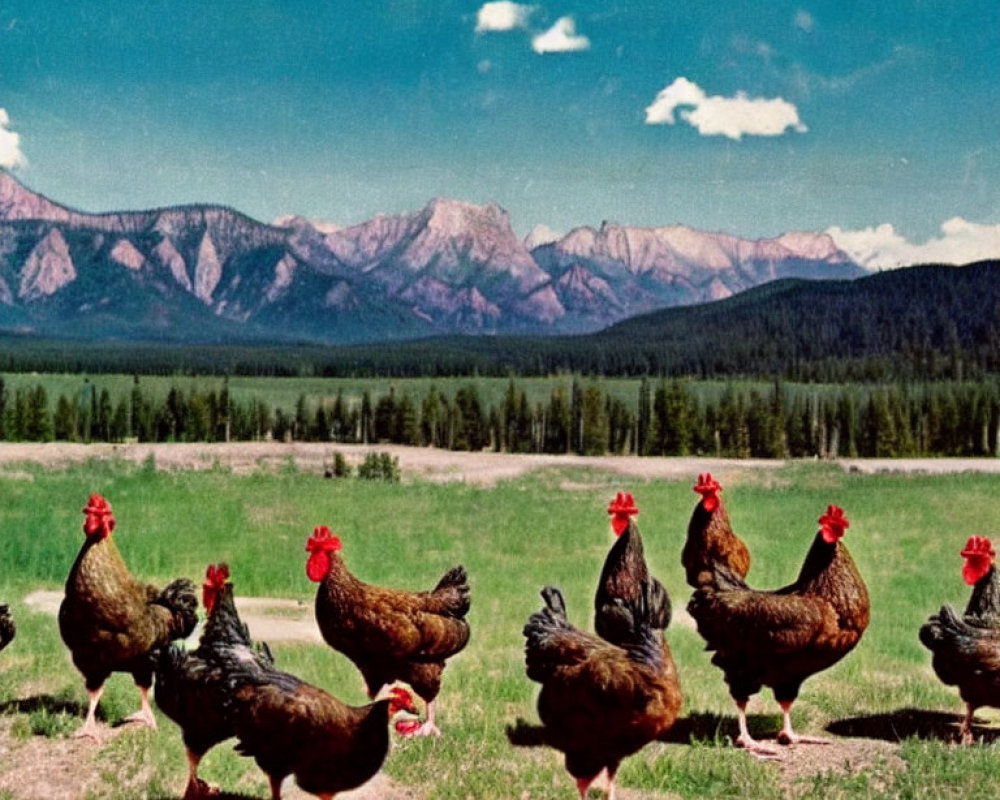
[1,1,998,267]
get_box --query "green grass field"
[1,457,999,799]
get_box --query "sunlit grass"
[0,458,999,797]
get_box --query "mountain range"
[0,170,866,344]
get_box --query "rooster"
[522,584,681,800]
[594,492,671,646]
[0,604,14,653]
[687,505,869,756]
[919,535,1000,743]
[58,494,198,742]
[306,525,470,737]
[681,473,750,589]
[222,655,418,800]
[155,563,275,799]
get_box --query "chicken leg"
[122,684,158,730]
[959,702,975,745]
[775,700,829,745]
[734,700,779,758]
[74,686,104,742]
[182,749,220,799]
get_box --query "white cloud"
[794,9,815,33]
[827,218,1000,270]
[0,109,26,169]
[531,16,590,54]
[475,2,537,33]
[644,77,807,140]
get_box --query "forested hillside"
[1,261,996,381]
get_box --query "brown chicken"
[155,564,275,799]
[919,535,1000,743]
[58,494,198,742]
[222,656,418,800]
[687,505,869,756]
[594,492,671,646]
[523,584,681,800]
[306,525,470,737]
[681,473,750,589]
[0,604,14,653]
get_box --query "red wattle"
[395,719,422,737]
[964,558,991,586]
[306,551,330,582]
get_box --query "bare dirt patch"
[3,441,999,487]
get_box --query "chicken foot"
[121,684,158,730]
[182,749,220,799]
[734,700,780,759]
[73,686,105,742]
[775,700,830,746]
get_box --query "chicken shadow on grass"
[826,707,1000,744]
[0,693,96,720]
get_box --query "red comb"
[818,505,849,543]
[693,474,721,512]
[607,492,638,535]
[82,493,116,537]
[82,494,113,516]
[962,536,995,585]
[961,536,995,559]
[306,525,342,553]
[204,563,230,589]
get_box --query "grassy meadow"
[1,456,1000,799]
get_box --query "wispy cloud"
[0,109,26,169]
[644,77,807,140]
[475,2,537,33]
[828,218,1000,270]
[794,9,815,33]
[531,16,590,54]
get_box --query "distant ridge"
[0,170,863,344]
[1,260,996,383]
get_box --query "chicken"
[0,604,14,653]
[687,505,869,756]
[919,535,1000,743]
[306,525,470,737]
[522,584,681,800]
[155,563,275,799]
[594,491,671,646]
[681,473,750,589]
[222,655,418,800]
[58,494,198,742]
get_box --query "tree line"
[2,375,998,459]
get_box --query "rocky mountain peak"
[0,171,866,343]
[0,170,73,223]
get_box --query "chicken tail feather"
[432,565,471,618]
[153,578,199,641]
[919,603,981,656]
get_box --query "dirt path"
[3,440,999,486]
